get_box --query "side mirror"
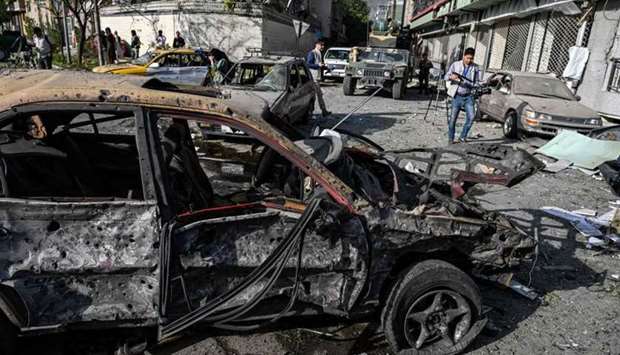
[575,95,581,101]
[148,62,160,69]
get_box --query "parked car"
[0,71,537,355]
[222,54,316,124]
[478,71,603,138]
[344,47,411,99]
[92,48,210,86]
[323,47,350,80]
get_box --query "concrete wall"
[100,2,317,60]
[577,0,620,118]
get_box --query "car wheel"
[392,79,405,100]
[382,260,483,355]
[343,75,356,96]
[503,111,519,139]
[0,312,17,355]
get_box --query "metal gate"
[523,12,582,76]
[488,20,510,70]
[503,17,530,71]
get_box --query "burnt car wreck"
[0,71,538,355]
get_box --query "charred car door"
[0,105,161,331]
[150,114,369,340]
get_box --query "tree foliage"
[336,0,369,46]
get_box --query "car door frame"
[143,109,368,342]
[0,102,168,333]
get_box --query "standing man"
[305,39,331,117]
[173,31,185,48]
[31,27,53,69]
[444,47,481,144]
[156,30,167,49]
[418,52,433,95]
[114,31,123,60]
[104,28,117,64]
[130,30,141,59]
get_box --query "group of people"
[98,28,187,64]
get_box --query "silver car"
[479,71,602,138]
[224,55,316,124]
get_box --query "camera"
[472,84,492,98]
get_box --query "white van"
[324,47,351,79]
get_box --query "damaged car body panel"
[0,71,536,354]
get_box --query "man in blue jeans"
[445,47,481,144]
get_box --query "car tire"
[0,312,17,355]
[503,111,519,139]
[392,78,406,100]
[382,260,483,355]
[343,75,356,96]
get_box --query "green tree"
[336,0,369,46]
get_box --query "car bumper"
[521,119,602,136]
[325,70,346,78]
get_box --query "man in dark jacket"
[173,31,185,48]
[305,39,330,117]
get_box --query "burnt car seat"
[162,121,214,213]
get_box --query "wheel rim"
[403,289,472,350]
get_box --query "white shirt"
[156,35,166,47]
[33,35,51,57]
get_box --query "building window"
[609,60,620,93]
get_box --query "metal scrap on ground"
[536,130,620,170]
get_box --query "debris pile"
[541,205,620,251]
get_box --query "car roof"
[238,55,299,65]
[0,70,356,207]
[326,47,351,51]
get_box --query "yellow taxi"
[92,48,211,85]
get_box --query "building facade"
[408,0,620,120]
[99,0,342,60]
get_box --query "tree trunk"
[76,21,86,67]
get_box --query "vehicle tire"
[0,312,17,355]
[392,78,406,100]
[343,75,356,96]
[503,111,519,139]
[382,260,483,355]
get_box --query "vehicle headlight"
[589,118,602,126]
[538,114,552,121]
[521,108,539,126]
[357,69,364,76]
[384,71,391,78]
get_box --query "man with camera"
[445,47,481,144]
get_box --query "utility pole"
[94,0,104,66]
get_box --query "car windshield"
[513,76,575,100]
[254,64,287,91]
[358,49,407,64]
[132,52,155,65]
[325,50,350,61]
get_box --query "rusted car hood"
[519,96,599,119]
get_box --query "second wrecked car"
[0,70,536,355]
